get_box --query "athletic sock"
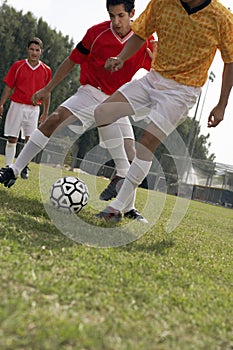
[98,124,130,178]
[124,190,136,213]
[5,142,16,166]
[110,157,152,212]
[11,129,49,177]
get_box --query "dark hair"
[106,0,135,14]
[27,37,43,49]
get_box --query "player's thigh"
[61,85,105,131]
[4,102,24,137]
[94,91,134,126]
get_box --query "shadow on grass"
[0,188,176,253]
[0,188,76,249]
[123,237,175,255]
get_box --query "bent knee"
[39,109,69,136]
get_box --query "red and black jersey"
[4,60,52,105]
[70,21,153,95]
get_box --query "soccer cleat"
[99,175,124,201]
[124,209,148,224]
[95,206,122,222]
[20,165,30,180]
[0,166,17,188]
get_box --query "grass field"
[0,157,232,350]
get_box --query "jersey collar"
[110,22,134,44]
[181,0,211,15]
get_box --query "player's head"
[106,0,135,14]
[106,0,135,37]
[27,37,43,65]
[27,37,43,50]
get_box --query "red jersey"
[4,60,52,105]
[69,21,154,95]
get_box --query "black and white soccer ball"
[50,176,89,214]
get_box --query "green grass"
[0,157,232,350]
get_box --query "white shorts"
[61,84,134,140]
[119,70,201,136]
[4,101,40,138]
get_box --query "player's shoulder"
[40,61,52,71]
[87,21,111,35]
[11,59,27,68]
[210,0,231,12]
[210,0,233,23]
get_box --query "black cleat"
[124,209,148,224]
[20,165,30,180]
[0,167,17,188]
[95,206,122,222]
[99,175,124,201]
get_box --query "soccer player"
[0,37,52,179]
[0,0,154,223]
[93,0,233,222]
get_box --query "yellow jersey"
[131,0,233,87]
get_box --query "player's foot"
[95,206,122,222]
[99,175,124,201]
[0,166,17,188]
[20,165,30,180]
[124,209,148,224]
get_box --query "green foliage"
[0,157,232,350]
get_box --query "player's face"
[27,44,42,66]
[108,4,135,37]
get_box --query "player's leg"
[96,90,134,186]
[95,78,153,221]
[108,123,164,211]
[4,102,23,166]
[99,116,135,201]
[20,105,40,179]
[5,136,18,166]
[96,122,164,222]
[0,106,75,187]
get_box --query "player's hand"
[104,56,123,72]
[147,40,158,61]
[207,105,225,128]
[38,113,47,125]
[31,87,49,106]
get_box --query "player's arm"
[208,62,233,128]
[0,85,13,116]
[105,34,146,72]
[32,57,76,105]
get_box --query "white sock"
[5,142,16,166]
[98,124,130,178]
[11,129,49,176]
[124,190,136,213]
[110,157,152,212]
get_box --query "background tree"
[0,1,80,128]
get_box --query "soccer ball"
[50,176,89,214]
